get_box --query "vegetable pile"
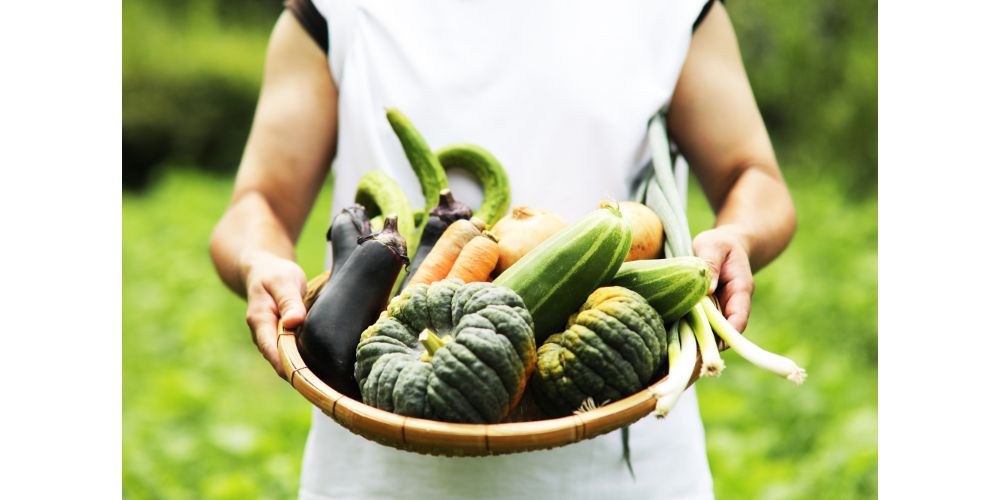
[295,109,806,424]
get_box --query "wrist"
[238,249,293,291]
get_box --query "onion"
[490,206,567,274]
[620,201,664,261]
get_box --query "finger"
[262,274,308,329]
[692,235,731,295]
[716,254,755,333]
[246,286,286,378]
[719,286,751,333]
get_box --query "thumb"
[263,276,307,328]
[692,235,729,295]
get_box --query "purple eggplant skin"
[298,216,407,399]
[398,189,472,291]
[327,204,371,275]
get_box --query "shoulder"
[285,0,329,53]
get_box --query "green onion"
[700,297,806,384]
[652,318,699,417]
[689,303,725,377]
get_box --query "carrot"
[407,218,485,286]
[446,231,500,283]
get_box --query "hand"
[241,251,308,378]
[692,226,755,333]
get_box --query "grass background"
[123,0,876,497]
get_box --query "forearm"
[210,191,299,297]
[710,164,796,271]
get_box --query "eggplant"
[298,216,408,399]
[398,189,472,291]
[326,204,371,275]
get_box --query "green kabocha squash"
[531,286,668,417]
[354,279,537,424]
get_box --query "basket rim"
[277,315,700,456]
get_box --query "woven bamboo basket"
[276,271,702,457]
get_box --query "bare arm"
[668,1,797,331]
[209,11,338,376]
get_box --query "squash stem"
[418,329,447,361]
[598,199,623,218]
[652,318,699,417]
[700,297,807,384]
[689,303,725,377]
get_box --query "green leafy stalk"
[644,180,688,260]
[647,114,692,256]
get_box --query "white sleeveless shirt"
[301,1,714,498]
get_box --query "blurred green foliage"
[123,0,877,196]
[123,0,876,498]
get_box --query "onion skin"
[491,206,568,274]
[620,201,664,262]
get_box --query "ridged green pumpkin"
[610,257,711,323]
[531,286,667,417]
[494,203,632,343]
[354,279,536,424]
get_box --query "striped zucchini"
[610,256,711,323]
[436,144,511,226]
[531,286,668,416]
[494,202,632,343]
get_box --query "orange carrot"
[446,232,500,283]
[407,218,485,286]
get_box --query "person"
[210,0,796,498]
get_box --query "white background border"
[0,1,122,497]
[2,1,999,497]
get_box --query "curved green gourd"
[610,257,711,324]
[354,279,537,424]
[493,202,632,343]
[385,108,449,225]
[436,144,511,226]
[531,286,668,417]
[354,170,417,261]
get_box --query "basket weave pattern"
[278,277,700,456]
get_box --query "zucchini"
[297,216,409,399]
[436,144,511,226]
[610,256,711,324]
[494,202,632,343]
